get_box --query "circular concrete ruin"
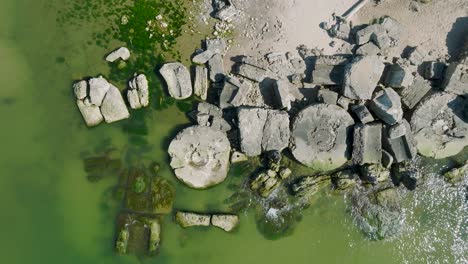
[411,93,468,159]
[290,104,355,171]
[168,126,231,189]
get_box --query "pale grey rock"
[273,79,295,110]
[381,17,403,43]
[352,123,382,165]
[127,74,149,109]
[369,88,403,125]
[382,119,416,162]
[411,93,468,159]
[315,55,352,65]
[175,212,211,227]
[88,76,111,106]
[192,50,215,64]
[214,5,238,21]
[211,215,239,232]
[168,126,231,189]
[384,59,415,88]
[355,24,386,46]
[237,108,290,156]
[442,62,468,96]
[105,47,130,62]
[342,56,385,100]
[73,80,87,100]
[382,150,394,168]
[351,104,374,124]
[160,62,193,99]
[328,23,351,40]
[219,76,254,109]
[208,53,225,82]
[127,89,142,109]
[317,89,338,105]
[76,98,103,127]
[194,66,209,100]
[388,122,407,139]
[407,47,425,66]
[100,84,130,123]
[229,77,253,107]
[230,151,248,163]
[337,96,351,110]
[290,104,355,171]
[311,65,345,85]
[401,75,432,109]
[424,61,446,80]
[205,38,226,55]
[356,42,381,56]
[234,63,268,82]
[360,164,390,183]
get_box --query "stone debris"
[273,79,296,110]
[73,76,129,127]
[250,157,292,198]
[127,73,149,109]
[388,122,407,139]
[337,96,351,110]
[193,102,231,132]
[290,104,355,171]
[332,169,359,190]
[105,47,130,62]
[424,61,446,80]
[351,104,374,124]
[208,53,225,82]
[310,55,352,85]
[229,77,253,107]
[406,46,426,66]
[384,59,416,89]
[411,93,468,159]
[401,75,432,109]
[352,123,382,165]
[168,126,231,189]
[342,56,385,100]
[356,42,381,56]
[233,62,269,82]
[328,23,351,41]
[382,119,416,162]
[159,62,193,99]
[380,17,403,44]
[443,161,468,184]
[317,89,338,105]
[369,88,403,125]
[192,49,215,64]
[442,62,468,96]
[194,66,209,100]
[381,150,394,169]
[175,211,239,232]
[205,38,226,55]
[212,0,238,22]
[359,164,390,184]
[219,76,255,109]
[237,107,290,156]
[291,175,331,199]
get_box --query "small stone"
[337,96,351,110]
[369,88,403,125]
[105,47,130,62]
[279,167,292,179]
[127,74,149,109]
[407,47,426,66]
[208,53,225,82]
[388,122,407,139]
[384,59,416,88]
[211,215,239,232]
[127,89,142,109]
[401,75,432,109]
[205,38,226,55]
[73,80,87,100]
[160,62,193,99]
[355,24,386,46]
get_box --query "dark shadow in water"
[446,17,468,61]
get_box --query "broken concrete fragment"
[76,99,104,127]
[328,23,351,40]
[273,79,295,110]
[88,76,111,106]
[401,75,432,109]
[351,104,374,124]
[73,80,87,100]
[337,96,351,110]
[380,17,402,43]
[234,63,268,82]
[315,55,352,65]
[168,126,231,189]
[369,88,403,125]
[214,5,238,21]
[424,61,446,80]
[384,59,415,88]
[237,108,290,156]
[311,65,345,85]
[192,49,215,64]
[411,93,468,159]
[194,66,209,100]
[383,119,416,162]
[382,150,394,168]
[229,77,253,107]
[105,47,130,62]
[342,56,385,100]
[175,212,211,227]
[355,24,386,46]
[290,104,355,171]
[407,47,425,66]
[317,89,338,104]
[388,122,407,139]
[194,102,231,132]
[211,215,239,232]
[442,62,468,96]
[208,53,225,83]
[352,123,382,165]
[356,42,381,56]
[159,62,193,99]
[100,84,130,123]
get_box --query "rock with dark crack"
[401,75,432,109]
[369,88,403,125]
[168,126,231,189]
[290,104,355,171]
[411,93,468,159]
[100,84,130,123]
[237,107,290,156]
[127,73,149,109]
[175,212,211,227]
[342,56,385,100]
[159,62,193,99]
[383,59,415,89]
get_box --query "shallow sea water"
[0,0,466,263]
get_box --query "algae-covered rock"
[148,219,161,253]
[360,164,390,184]
[115,213,161,255]
[175,211,211,228]
[332,169,359,190]
[443,161,467,184]
[115,229,129,254]
[150,178,175,214]
[291,175,331,200]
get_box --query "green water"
[0,0,466,263]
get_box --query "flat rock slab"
[160,62,193,99]
[352,123,382,165]
[88,76,111,106]
[290,104,355,171]
[370,88,403,125]
[342,56,385,100]
[100,85,130,123]
[382,119,416,162]
[411,93,468,159]
[175,212,211,227]
[105,47,130,62]
[211,215,239,232]
[194,66,209,100]
[401,75,432,109]
[237,107,290,156]
[168,126,231,189]
[76,99,103,127]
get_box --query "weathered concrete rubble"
[342,56,385,100]
[105,47,130,62]
[382,120,417,163]
[411,93,468,159]
[369,88,403,125]
[401,75,432,109]
[237,107,290,156]
[310,55,351,85]
[193,102,231,132]
[250,152,291,197]
[168,126,231,189]
[212,0,238,22]
[384,59,415,89]
[290,104,355,171]
[127,73,149,109]
[159,62,193,99]
[352,123,382,165]
[194,66,209,100]
[175,211,239,232]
